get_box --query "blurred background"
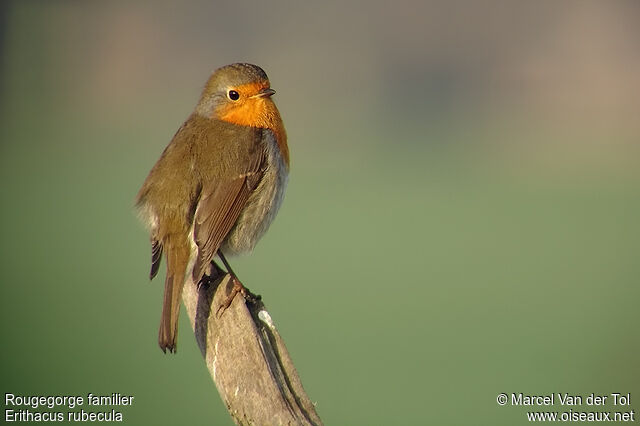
[1,1,639,424]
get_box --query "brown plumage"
[136,63,289,353]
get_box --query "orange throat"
[217,90,289,168]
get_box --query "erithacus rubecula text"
[136,63,289,353]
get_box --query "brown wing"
[192,157,265,282]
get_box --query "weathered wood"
[182,271,323,426]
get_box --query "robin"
[136,63,289,353]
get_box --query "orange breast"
[217,83,290,168]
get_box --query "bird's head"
[196,63,280,129]
[195,63,289,167]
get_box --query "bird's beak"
[252,88,276,98]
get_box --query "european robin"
[136,63,289,353]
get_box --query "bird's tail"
[158,237,190,353]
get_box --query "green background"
[1,1,639,425]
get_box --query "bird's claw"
[216,277,261,317]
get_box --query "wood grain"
[182,271,323,426]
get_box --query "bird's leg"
[216,251,261,317]
[197,260,225,290]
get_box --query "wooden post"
[182,271,323,426]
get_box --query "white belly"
[221,129,288,255]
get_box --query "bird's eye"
[227,90,240,101]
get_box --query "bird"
[135,63,289,353]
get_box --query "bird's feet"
[216,275,261,317]
[197,261,225,290]
[197,273,213,291]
